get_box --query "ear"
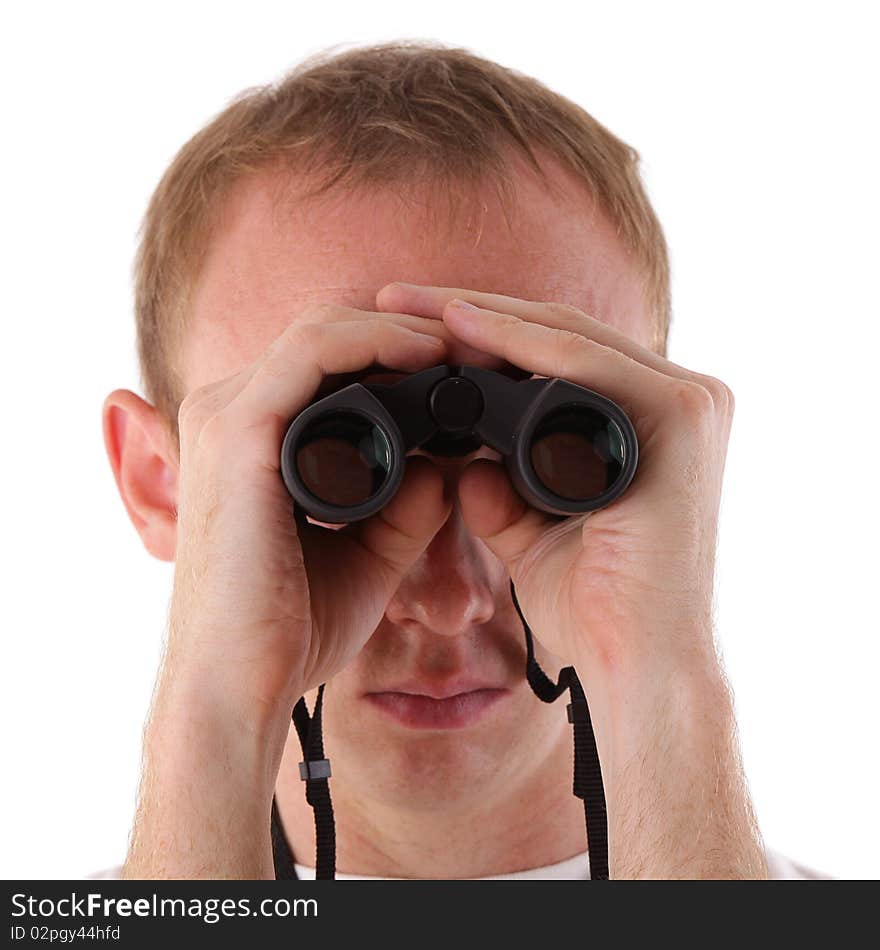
[102,389,179,562]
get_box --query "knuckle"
[375,320,401,341]
[693,374,736,417]
[670,379,715,420]
[378,321,418,349]
[497,312,521,334]
[269,322,322,370]
[714,379,736,416]
[552,325,590,352]
[296,302,340,326]
[177,386,214,433]
[281,321,318,348]
[198,409,271,458]
[176,401,231,458]
[725,384,736,417]
[544,301,586,323]
[550,327,591,375]
[177,393,199,430]
[195,412,228,452]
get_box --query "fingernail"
[449,298,478,311]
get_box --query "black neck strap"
[286,684,336,879]
[510,579,609,880]
[272,581,609,880]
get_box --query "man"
[101,42,812,879]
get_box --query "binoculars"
[280,364,639,524]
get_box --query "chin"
[351,729,509,812]
[321,689,566,814]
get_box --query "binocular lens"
[529,407,626,501]
[294,412,393,507]
[282,366,638,522]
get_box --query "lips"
[365,685,510,729]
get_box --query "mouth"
[364,687,510,729]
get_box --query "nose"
[384,498,497,637]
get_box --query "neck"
[273,726,588,879]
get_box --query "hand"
[167,310,454,729]
[124,308,453,878]
[377,282,767,878]
[377,282,732,686]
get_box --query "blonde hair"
[134,41,671,434]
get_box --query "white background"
[2,0,877,880]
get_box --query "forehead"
[183,155,651,391]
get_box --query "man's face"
[182,155,652,813]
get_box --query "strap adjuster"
[567,701,589,724]
[299,758,332,781]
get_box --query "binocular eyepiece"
[280,364,638,524]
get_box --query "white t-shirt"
[91,849,825,880]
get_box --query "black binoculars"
[280,364,639,524]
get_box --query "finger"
[458,460,584,596]
[177,374,244,427]
[345,455,451,589]
[440,298,669,419]
[226,320,446,432]
[297,301,504,371]
[457,458,550,572]
[377,282,696,383]
[301,456,451,628]
[296,302,446,337]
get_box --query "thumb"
[457,458,552,581]
[344,455,451,598]
[293,455,450,682]
[458,459,585,640]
